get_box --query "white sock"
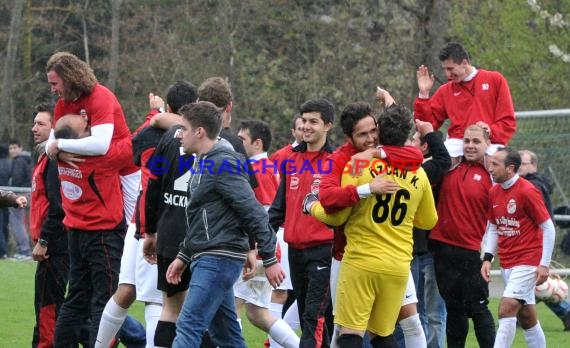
[95,298,128,348]
[237,318,242,330]
[144,303,162,348]
[399,313,426,348]
[282,301,300,331]
[268,302,285,347]
[494,317,517,348]
[523,321,546,348]
[269,319,300,348]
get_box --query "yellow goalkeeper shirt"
[312,159,438,276]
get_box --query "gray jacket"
[177,139,278,267]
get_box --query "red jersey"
[272,143,335,249]
[132,109,160,137]
[414,69,516,145]
[54,83,138,176]
[30,155,50,242]
[430,160,492,251]
[251,155,280,206]
[58,138,125,230]
[270,143,293,175]
[488,177,550,269]
[54,84,131,141]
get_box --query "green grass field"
[1,260,569,347]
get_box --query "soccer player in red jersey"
[414,42,516,163]
[430,124,496,348]
[481,147,555,348]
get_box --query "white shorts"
[401,270,418,306]
[118,223,163,304]
[330,258,342,314]
[119,170,141,224]
[234,260,273,308]
[501,265,537,305]
[444,138,501,157]
[275,227,293,290]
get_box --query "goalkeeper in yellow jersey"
[308,104,438,348]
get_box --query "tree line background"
[1,0,570,259]
[1,0,568,146]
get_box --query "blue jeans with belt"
[173,255,246,348]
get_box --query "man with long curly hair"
[45,52,141,347]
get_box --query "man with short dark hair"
[269,98,337,347]
[517,149,570,331]
[430,124,496,348]
[52,114,127,347]
[309,104,438,348]
[166,101,284,347]
[481,147,555,347]
[306,99,428,348]
[29,103,68,348]
[414,42,516,161]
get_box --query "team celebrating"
[7,41,564,348]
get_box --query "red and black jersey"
[30,154,65,244]
[251,156,280,206]
[488,177,550,269]
[132,125,165,238]
[269,142,335,249]
[270,143,293,176]
[145,125,194,259]
[54,84,131,141]
[58,138,125,230]
[53,83,138,176]
[430,160,492,251]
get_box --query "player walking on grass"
[235,120,300,348]
[481,147,555,348]
[269,98,337,347]
[165,101,284,347]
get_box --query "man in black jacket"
[518,149,570,331]
[8,139,32,259]
[165,101,284,348]
[29,103,68,347]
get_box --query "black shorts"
[157,253,191,297]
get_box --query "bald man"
[53,114,129,347]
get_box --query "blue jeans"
[117,315,147,348]
[545,300,570,320]
[411,252,446,348]
[173,255,246,348]
[9,207,31,255]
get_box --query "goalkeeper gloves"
[302,192,319,215]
